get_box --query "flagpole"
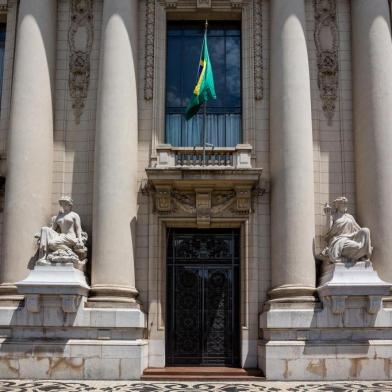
[203,102,206,166]
[202,20,208,166]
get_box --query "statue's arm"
[324,203,333,230]
[74,213,83,244]
[51,215,58,231]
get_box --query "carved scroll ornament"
[68,0,94,124]
[253,0,263,100]
[314,0,339,124]
[144,0,155,100]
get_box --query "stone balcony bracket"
[145,144,265,227]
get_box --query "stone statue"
[320,197,372,263]
[35,196,88,270]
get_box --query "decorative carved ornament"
[197,0,211,8]
[164,0,178,8]
[68,0,94,124]
[153,185,257,227]
[253,0,263,100]
[144,0,155,100]
[0,0,7,12]
[314,0,339,124]
[231,0,244,9]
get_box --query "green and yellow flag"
[185,31,216,121]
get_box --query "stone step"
[142,367,264,381]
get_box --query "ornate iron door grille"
[166,228,240,366]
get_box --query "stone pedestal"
[259,261,392,380]
[318,261,391,314]
[0,265,149,379]
[16,265,90,313]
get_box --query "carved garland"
[68,0,94,124]
[253,0,263,100]
[144,0,155,100]
[314,0,339,124]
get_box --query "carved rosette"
[253,0,263,100]
[314,0,339,124]
[68,0,94,124]
[144,0,155,100]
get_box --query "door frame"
[147,217,251,368]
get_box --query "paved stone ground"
[0,381,391,391]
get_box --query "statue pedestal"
[259,260,392,380]
[317,260,391,314]
[16,265,90,313]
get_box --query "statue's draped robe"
[322,213,372,263]
[39,227,78,256]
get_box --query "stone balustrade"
[155,143,252,169]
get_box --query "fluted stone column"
[90,0,139,305]
[352,0,392,283]
[269,0,315,301]
[0,0,56,296]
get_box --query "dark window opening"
[165,21,241,147]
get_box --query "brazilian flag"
[185,31,216,120]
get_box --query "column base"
[267,284,316,304]
[88,284,141,308]
[0,283,24,304]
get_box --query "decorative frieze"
[144,0,155,100]
[153,185,255,227]
[253,0,263,100]
[68,0,94,124]
[313,0,339,124]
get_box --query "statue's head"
[332,196,348,213]
[58,195,73,212]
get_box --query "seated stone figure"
[320,197,372,263]
[35,196,88,270]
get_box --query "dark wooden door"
[166,229,240,366]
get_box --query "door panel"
[166,229,240,366]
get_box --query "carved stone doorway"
[166,228,240,366]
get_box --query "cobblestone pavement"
[0,381,392,391]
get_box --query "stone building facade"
[0,0,390,381]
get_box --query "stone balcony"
[155,143,253,169]
[146,144,264,228]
